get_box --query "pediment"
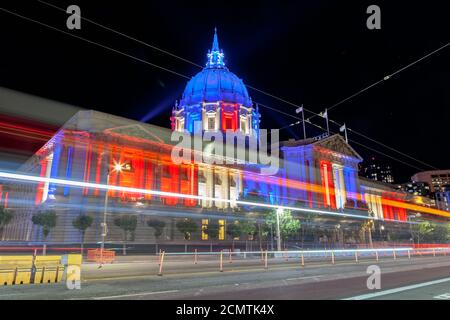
[103,124,169,144]
[314,134,363,161]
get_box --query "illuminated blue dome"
[180,29,253,108]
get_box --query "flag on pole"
[320,108,330,135]
[320,109,328,119]
[340,123,348,142]
[296,104,306,139]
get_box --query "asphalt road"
[0,255,449,300]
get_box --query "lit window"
[202,219,209,240]
[219,219,225,240]
[208,117,215,130]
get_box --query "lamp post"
[276,208,284,252]
[99,162,124,265]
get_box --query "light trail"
[0,171,372,221]
[1,171,450,221]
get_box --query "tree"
[226,221,242,251]
[176,218,198,240]
[300,212,315,248]
[241,219,257,239]
[429,223,449,243]
[410,222,434,245]
[147,219,166,239]
[0,206,13,240]
[147,219,166,254]
[32,210,57,239]
[203,223,220,240]
[113,215,137,255]
[240,219,258,251]
[360,219,375,248]
[264,210,301,248]
[72,215,93,253]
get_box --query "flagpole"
[325,108,329,136]
[339,123,348,143]
[343,123,348,143]
[301,104,306,140]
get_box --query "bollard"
[157,251,165,276]
[433,248,436,257]
[301,253,305,267]
[284,249,288,262]
[43,244,47,256]
[375,250,379,262]
[393,250,397,260]
[331,251,335,265]
[408,249,411,260]
[158,249,162,265]
[264,250,268,270]
[219,250,224,272]
[229,250,233,264]
[194,249,198,265]
[355,251,359,263]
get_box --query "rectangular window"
[219,219,225,240]
[202,219,209,240]
[226,118,232,130]
[240,119,247,133]
[208,117,215,130]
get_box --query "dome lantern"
[172,29,261,137]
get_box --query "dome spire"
[212,27,220,52]
[206,27,226,69]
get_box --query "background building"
[412,170,450,193]
[360,156,395,184]
[435,185,450,212]
[396,181,431,197]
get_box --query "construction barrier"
[86,249,115,263]
[0,256,33,285]
[0,254,82,286]
[34,256,64,284]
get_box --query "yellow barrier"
[0,256,33,285]
[34,256,64,284]
[0,254,84,286]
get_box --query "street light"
[276,207,284,252]
[99,161,124,265]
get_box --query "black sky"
[0,0,449,182]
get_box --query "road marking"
[434,293,450,300]
[91,290,179,300]
[286,275,323,281]
[344,277,450,300]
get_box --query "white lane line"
[91,290,179,300]
[286,275,323,281]
[434,293,450,300]
[344,277,450,300]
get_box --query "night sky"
[1,0,449,182]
